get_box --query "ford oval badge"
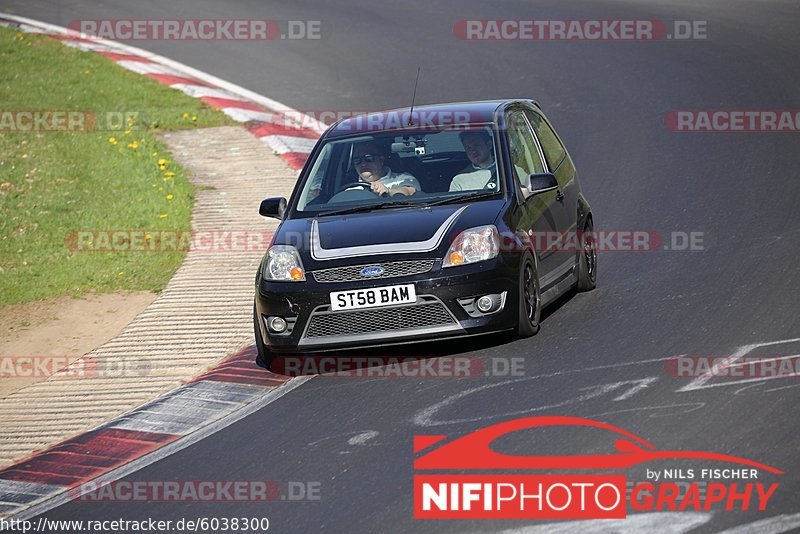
[360,266,384,277]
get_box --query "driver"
[351,141,420,196]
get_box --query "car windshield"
[294,125,503,216]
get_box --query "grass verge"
[0,27,236,306]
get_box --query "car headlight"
[443,225,500,267]
[263,245,306,281]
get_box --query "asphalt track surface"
[7,0,800,532]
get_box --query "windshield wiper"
[424,190,503,207]
[318,200,421,217]
[317,191,501,217]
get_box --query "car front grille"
[304,297,456,339]
[312,259,435,283]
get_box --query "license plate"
[330,284,417,311]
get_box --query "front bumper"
[255,254,520,352]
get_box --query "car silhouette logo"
[413,416,783,473]
[360,266,384,277]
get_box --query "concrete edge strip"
[0,347,312,519]
[0,12,326,171]
[14,374,312,520]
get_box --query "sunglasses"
[353,154,379,165]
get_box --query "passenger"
[449,130,498,191]
[352,141,420,196]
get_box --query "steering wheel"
[334,181,377,195]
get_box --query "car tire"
[516,252,541,338]
[253,301,276,370]
[576,217,597,292]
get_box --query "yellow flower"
[151,151,158,157]
[123,129,132,136]
[182,112,190,119]
[163,171,175,177]
[128,141,138,149]
[191,115,197,122]
[166,194,174,200]
[159,213,169,218]
[108,137,118,145]
[157,158,168,166]
[145,234,152,240]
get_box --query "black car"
[254,100,595,368]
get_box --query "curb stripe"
[96,51,152,62]
[169,83,248,101]
[280,152,314,170]
[258,134,318,155]
[115,61,188,76]
[200,96,267,112]
[247,120,320,139]
[46,34,92,43]
[146,73,213,87]
[0,428,179,487]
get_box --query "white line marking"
[613,377,658,400]
[717,513,800,534]
[587,402,706,419]
[413,375,661,427]
[347,431,379,446]
[678,338,800,392]
[488,511,711,533]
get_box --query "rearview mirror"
[526,173,559,195]
[259,197,287,220]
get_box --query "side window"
[525,110,566,170]
[506,112,545,186]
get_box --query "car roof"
[324,99,540,139]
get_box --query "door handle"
[556,190,564,202]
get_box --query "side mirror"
[259,197,287,220]
[526,173,559,195]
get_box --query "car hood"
[274,200,506,267]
